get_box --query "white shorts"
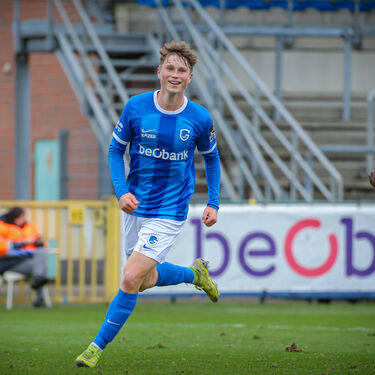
[123,214,186,263]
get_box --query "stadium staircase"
[16,0,374,201]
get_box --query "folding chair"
[2,249,57,310]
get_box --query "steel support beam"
[274,36,283,121]
[15,53,31,199]
[58,129,69,199]
[98,143,113,198]
[343,37,352,121]
[14,0,21,53]
[46,0,55,51]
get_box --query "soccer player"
[75,40,220,368]
[369,170,375,188]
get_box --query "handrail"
[200,37,317,200]
[53,0,117,128]
[170,0,284,200]
[56,32,112,151]
[158,0,344,200]
[71,0,129,104]
[366,88,375,172]
[189,0,342,189]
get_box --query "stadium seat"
[2,249,58,310]
[3,271,52,310]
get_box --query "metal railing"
[319,88,375,175]
[51,0,130,152]
[157,0,344,201]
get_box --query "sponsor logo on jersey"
[147,235,159,247]
[142,129,156,139]
[115,120,124,132]
[179,129,190,141]
[139,144,188,161]
[209,125,216,142]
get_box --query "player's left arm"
[202,149,220,227]
[197,115,221,227]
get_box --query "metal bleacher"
[13,0,375,201]
[139,0,375,12]
[148,0,375,200]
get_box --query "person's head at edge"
[2,207,26,227]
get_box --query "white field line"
[130,322,374,331]
[130,323,246,328]
[264,324,374,332]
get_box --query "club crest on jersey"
[179,129,190,142]
[115,120,123,132]
[147,235,159,247]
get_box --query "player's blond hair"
[159,40,197,71]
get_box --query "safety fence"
[0,199,121,305]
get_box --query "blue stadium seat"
[137,0,375,12]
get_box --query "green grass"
[0,300,375,375]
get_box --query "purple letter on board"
[341,217,375,277]
[239,232,276,277]
[191,219,230,277]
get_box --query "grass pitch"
[0,299,374,375]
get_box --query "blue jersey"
[109,91,220,221]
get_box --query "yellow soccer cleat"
[190,258,219,303]
[75,344,102,368]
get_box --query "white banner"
[123,204,375,297]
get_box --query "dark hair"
[159,40,197,71]
[3,207,25,225]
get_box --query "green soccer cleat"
[75,344,102,368]
[190,258,219,303]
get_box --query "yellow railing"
[0,198,121,305]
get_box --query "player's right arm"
[108,100,138,213]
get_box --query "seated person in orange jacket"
[0,207,49,307]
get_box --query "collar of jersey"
[153,90,188,115]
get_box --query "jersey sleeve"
[112,99,133,146]
[108,100,133,200]
[196,114,217,155]
[196,112,220,210]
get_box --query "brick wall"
[0,1,16,199]
[0,0,99,200]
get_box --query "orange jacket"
[0,220,13,255]
[0,220,44,256]
[0,238,11,255]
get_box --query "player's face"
[158,54,193,95]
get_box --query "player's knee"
[121,271,143,292]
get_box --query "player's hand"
[33,237,44,247]
[202,206,218,227]
[369,170,375,188]
[119,193,139,214]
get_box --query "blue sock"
[93,289,138,350]
[156,262,194,286]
